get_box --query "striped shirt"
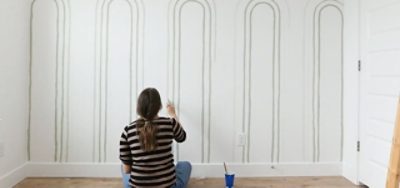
[120,117,186,188]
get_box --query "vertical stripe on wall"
[94,0,144,163]
[168,0,215,163]
[311,0,343,162]
[64,0,71,163]
[242,0,281,163]
[59,0,71,163]
[28,0,70,162]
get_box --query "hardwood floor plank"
[14,176,365,188]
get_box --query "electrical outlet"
[0,142,4,158]
[236,133,246,146]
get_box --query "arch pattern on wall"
[28,0,70,162]
[241,0,281,163]
[308,0,344,162]
[167,0,215,163]
[94,0,144,162]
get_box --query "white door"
[359,0,400,187]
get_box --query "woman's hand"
[123,164,131,174]
[166,102,177,118]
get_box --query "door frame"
[342,0,362,185]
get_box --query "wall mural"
[241,0,281,163]
[28,0,70,162]
[168,0,215,163]
[28,0,344,164]
[94,0,144,163]
[305,0,343,162]
[312,0,343,162]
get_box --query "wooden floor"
[14,176,365,188]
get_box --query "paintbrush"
[223,162,228,174]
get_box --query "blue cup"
[225,173,235,188]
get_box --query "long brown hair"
[136,88,162,151]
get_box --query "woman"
[120,88,191,188]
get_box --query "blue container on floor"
[225,173,235,188]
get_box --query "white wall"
[27,0,345,177]
[0,0,30,186]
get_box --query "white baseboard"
[26,162,120,178]
[25,162,342,178]
[0,163,27,188]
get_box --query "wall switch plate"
[0,142,4,158]
[237,133,246,146]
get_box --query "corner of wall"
[0,163,28,188]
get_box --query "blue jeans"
[122,166,130,188]
[122,161,192,188]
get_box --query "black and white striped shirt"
[120,117,186,188]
